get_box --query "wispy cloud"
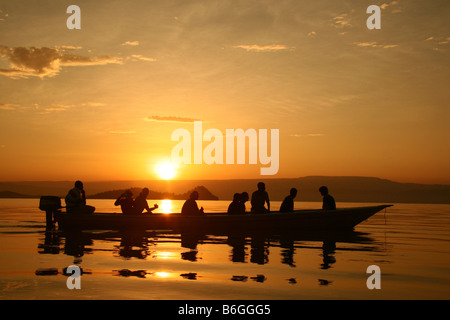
[146,116,200,123]
[355,42,398,49]
[0,9,8,22]
[127,54,156,62]
[42,104,73,112]
[425,36,450,51]
[0,103,20,110]
[0,102,106,113]
[233,44,295,52]
[121,41,140,46]
[380,1,402,13]
[0,46,122,79]
[333,11,353,29]
[81,102,106,107]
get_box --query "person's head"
[319,186,328,196]
[124,189,133,198]
[190,191,199,200]
[74,180,83,190]
[241,192,249,203]
[257,182,265,191]
[290,188,298,198]
[141,188,149,198]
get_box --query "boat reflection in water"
[37,225,380,283]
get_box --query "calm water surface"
[0,199,449,300]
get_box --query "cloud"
[57,45,83,50]
[121,41,140,46]
[0,46,122,79]
[0,9,8,22]
[380,1,400,10]
[42,104,73,112]
[307,31,317,38]
[0,103,20,110]
[146,116,200,123]
[333,12,353,28]
[233,44,295,52]
[127,54,156,62]
[0,102,106,114]
[81,102,106,107]
[355,42,398,49]
[424,36,450,51]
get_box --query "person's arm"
[80,189,86,205]
[144,200,151,213]
[266,192,270,212]
[114,194,124,206]
[147,203,159,213]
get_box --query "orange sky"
[0,1,449,184]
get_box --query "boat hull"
[54,205,392,232]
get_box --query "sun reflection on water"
[160,199,173,214]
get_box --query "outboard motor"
[39,196,63,228]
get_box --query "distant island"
[0,176,448,204]
[0,191,35,199]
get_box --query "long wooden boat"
[53,205,392,232]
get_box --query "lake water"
[0,199,449,300]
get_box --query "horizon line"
[0,175,449,186]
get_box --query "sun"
[154,161,177,180]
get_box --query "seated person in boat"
[228,193,243,215]
[114,189,134,215]
[181,191,204,216]
[133,188,158,214]
[319,186,336,210]
[279,188,297,212]
[65,180,95,214]
[251,182,270,213]
[240,192,249,214]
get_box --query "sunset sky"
[0,0,449,183]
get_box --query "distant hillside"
[90,185,218,200]
[0,191,34,198]
[0,177,448,204]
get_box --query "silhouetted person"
[251,182,270,213]
[228,193,242,215]
[65,181,95,214]
[134,188,158,214]
[319,186,336,210]
[280,188,298,212]
[181,191,204,216]
[239,192,249,214]
[114,189,134,215]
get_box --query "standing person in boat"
[251,182,270,213]
[114,189,134,215]
[65,180,95,214]
[319,186,336,210]
[181,191,204,216]
[279,188,298,213]
[133,188,158,214]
